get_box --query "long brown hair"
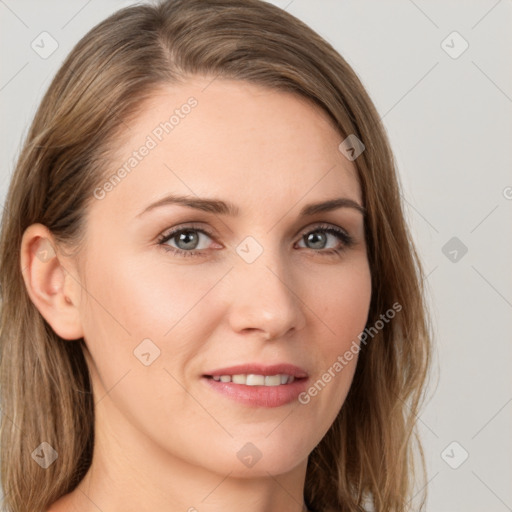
[0,1,432,510]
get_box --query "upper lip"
[204,363,308,379]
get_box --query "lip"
[202,363,309,408]
[203,363,308,379]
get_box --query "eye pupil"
[306,232,326,249]
[177,230,199,250]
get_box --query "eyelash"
[157,223,355,259]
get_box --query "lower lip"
[202,376,309,408]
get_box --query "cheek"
[301,259,371,418]
[79,252,229,369]
[316,259,372,347]
[78,252,229,431]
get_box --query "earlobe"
[20,224,84,341]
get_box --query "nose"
[226,247,307,341]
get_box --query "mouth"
[204,373,300,386]
[201,363,309,407]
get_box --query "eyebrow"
[136,194,366,218]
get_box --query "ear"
[20,223,84,340]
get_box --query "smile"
[210,374,296,386]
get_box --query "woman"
[0,1,432,511]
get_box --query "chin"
[209,436,311,478]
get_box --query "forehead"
[96,77,362,219]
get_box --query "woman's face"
[73,77,372,477]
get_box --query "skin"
[21,76,372,512]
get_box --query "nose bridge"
[227,235,306,339]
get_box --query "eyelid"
[159,222,214,239]
[157,221,355,258]
[297,222,350,238]
[158,220,351,241]
[157,223,218,249]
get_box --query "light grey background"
[1,1,511,510]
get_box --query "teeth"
[232,374,246,384]
[264,375,281,386]
[211,374,295,386]
[246,374,265,386]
